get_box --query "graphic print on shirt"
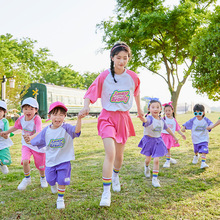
[167,124,174,129]
[110,90,130,104]
[23,128,36,136]
[49,138,65,148]
[195,125,206,131]
[152,126,162,133]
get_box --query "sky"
[0,0,219,108]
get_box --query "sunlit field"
[0,113,219,219]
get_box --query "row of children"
[0,42,219,209]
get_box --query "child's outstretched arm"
[75,113,86,133]
[0,126,18,138]
[166,127,178,143]
[177,130,186,140]
[207,119,220,130]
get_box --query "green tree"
[191,6,220,101]
[97,0,217,113]
[83,71,100,89]
[0,34,50,107]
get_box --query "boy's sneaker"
[51,183,58,194]
[170,158,177,164]
[17,177,31,190]
[57,197,65,209]
[192,155,200,164]
[144,166,151,178]
[152,178,161,187]
[200,162,209,169]
[163,160,170,168]
[0,165,9,174]
[100,191,111,207]
[40,177,48,188]
[112,175,121,192]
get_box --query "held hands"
[181,127,186,132]
[206,125,213,130]
[23,134,31,145]
[78,106,90,117]
[174,137,179,144]
[0,131,9,139]
[181,134,186,140]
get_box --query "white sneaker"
[17,177,31,190]
[100,191,111,207]
[152,178,161,187]
[144,166,151,178]
[57,197,65,209]
[163,160,170,168]
[170,158,177,164]
[51,183,58,194]
[192,155,200,164]
[0,165,9,174]
[200,162,209,169]
[112,175,121,192]
[40,177,48,188]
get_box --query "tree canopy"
[0,34,99,108]
[191,6,220,101]
[97,0,218,113]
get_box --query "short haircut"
[193,104,205,112]
[49,107,67,115]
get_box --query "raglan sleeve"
[34,115,42,132]
[183,118,194,130]
[84,70,108,104]
[63,123,81,139]
[174,118,181,131]
[31,127,47,149]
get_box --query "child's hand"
[181,127,186,132]
[181,134,186,140]
[2,133,9,139]
[78,113,85,119]
[23,134,31,145]
[0,131,9,139]
[174,137,179,144]
[206,125,213,130]
[138,115,147,123]
[79,107,90,117]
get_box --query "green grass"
[0,113,220,219]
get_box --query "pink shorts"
[161,133,180,149]
[97,109,135,145]
[21,145,46,170]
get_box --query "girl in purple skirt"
[138,98,178,187]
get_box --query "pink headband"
[162,101,173,109]
[111,45,128,54]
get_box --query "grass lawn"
[0,113,220,220]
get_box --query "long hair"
[110,42,131,83]
[163,104,175,119]
[145,100,162,117]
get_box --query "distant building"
[177,102,211,114]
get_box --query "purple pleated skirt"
[138,135,168,158]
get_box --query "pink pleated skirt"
[161,133,180,149]
[97,109,135,145]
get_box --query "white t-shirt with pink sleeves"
[84,69,140,112]
[14,115,45,153]
[161,117,181,134]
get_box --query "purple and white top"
[30,123,80,167]
[143,115,168,137]
[14,115,44,153]
[161,117,181,134]
[183,117,213,144]
[84,69,140,112]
